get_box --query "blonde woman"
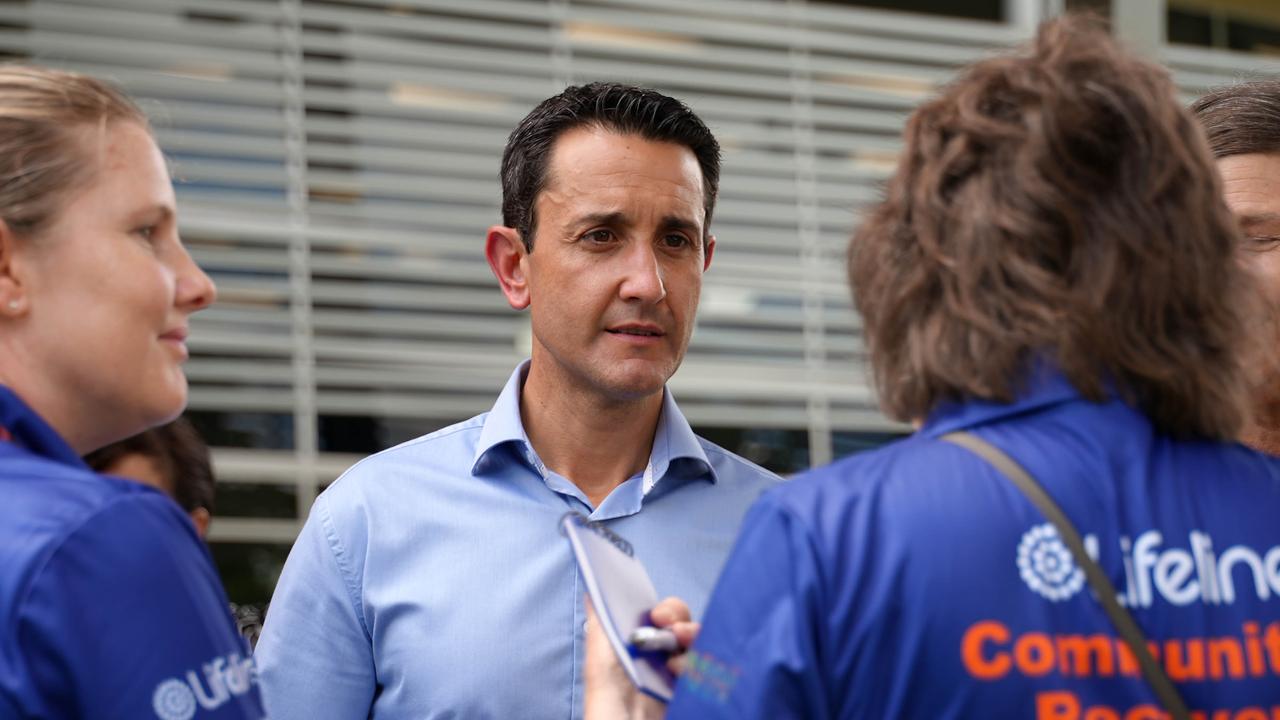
[0,66,263,718]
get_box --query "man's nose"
[618,242,666,304]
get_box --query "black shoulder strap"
[941,431,1190,720]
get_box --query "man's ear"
[703,234,716,272]
[485,225,531,310]
[0,220,29,318]
[189,507,211,539]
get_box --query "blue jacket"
[0,387,263,719]
[669,370,1280,719]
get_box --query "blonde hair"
[0,65,147,237]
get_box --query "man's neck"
[520,364,664,509]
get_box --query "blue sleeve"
[255,492,376,719]
[666,493,830,720]
[18,494,263,719]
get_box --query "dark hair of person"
[500,81,721,251]
[84,417,216,514]
[848,14,1254,439]
[1190,79,1280,159]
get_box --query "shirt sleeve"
[665,493,830,720]
[18,493,264,719]
[255,491,376,719]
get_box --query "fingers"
[667,620,699,651]
[648,596,692,627]
[649,597,700,680]
[662,621,699,677]
[667,651,688,677]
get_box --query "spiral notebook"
[560,512,675,703]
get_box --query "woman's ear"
[0,220,29,318]
[485,225,531,310]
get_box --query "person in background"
[85,416,215,537]
[255,82,780,719]
[0,65,264,717]
[1191,80,1280,456]
[589,15,1280,719]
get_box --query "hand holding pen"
[628,597,700,676]
[585,596,700,720]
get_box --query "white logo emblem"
[152,678,197,720]
[1017,523,1085,601]
[150,651,257,719]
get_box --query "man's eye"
[133,225,156,242]
[583,229,615,244]
[661,234,692,249]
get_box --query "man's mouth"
[607,326,664,337]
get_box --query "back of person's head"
[85,416,216,517]
[1190,79,1280,159]
[0,65,148,239]
[500,82,721,250]
[850,14,1253,439]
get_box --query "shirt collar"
[650,383,717,489]
[470,361,716,490]
[471,361,539,476]
[0,384,89,469]
[921,363,1086,439]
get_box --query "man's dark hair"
[849,14,1256,439]
[85,417,216,514]
[1190,79,1280,159]
[500,82,721,251]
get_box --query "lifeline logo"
[1017,524,1085,601]
[1016,524,1280,608]
[151,652,256,720]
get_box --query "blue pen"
[629,626,680,653]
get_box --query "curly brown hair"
[849,15,1254,439]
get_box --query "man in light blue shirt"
[255,82,780,719]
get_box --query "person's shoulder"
[55,497,204,581]
[14,489,256,719]
[774,432,964,499]
[1174,435,1280,478]
[757,432,986,538]
[0,453,178,589]
[0,448,155,516]
[9,479,211,637]
[325,412,489,492]
[694,436,783,489]
[308,412,491,540]
[37,484,201,571]
[1151,435,1280,515]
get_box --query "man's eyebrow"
[1238,212,1280,230]
[658,215,701,235]
[573,211,628,229]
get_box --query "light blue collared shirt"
[256,362,780,719]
